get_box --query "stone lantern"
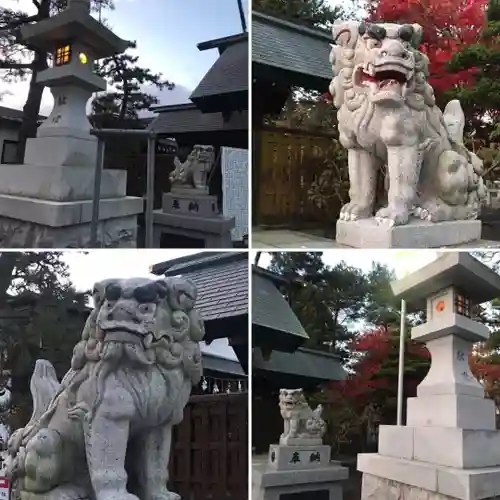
[0,0,142,247]
[20,0,128,167]
[358,252,500,500]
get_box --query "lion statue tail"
[443,100,487,216]
[6,360,60,482]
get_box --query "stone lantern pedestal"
[358,252,500,500]
[0,0,142,248]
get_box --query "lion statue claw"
[6,277,205,500]
[329,21,485,226]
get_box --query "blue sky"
[0,0,248,113]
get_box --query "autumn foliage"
[328,327,429,408]
[366,0,488,97]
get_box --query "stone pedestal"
[358,252,500,500]
[336,218,481,248]
[254,444,348,500]
[0,165,142,248]
[153,190,234,248]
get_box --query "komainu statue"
[6,277,205,500]
[170,145,215,192]
[279,388,326,445]
[329,21,486,225]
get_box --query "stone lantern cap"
[21,8,128,59]
[390,252,500,307]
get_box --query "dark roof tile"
[252,11,332,81]
[190,39,248,99]
[252,272,308,339]
[148,104,247,135]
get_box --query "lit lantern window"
[435,300,446,313]
[55,45,72,66]
[454,290,471,318]
[79,53,88,64]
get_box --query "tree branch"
[32,0,41,9]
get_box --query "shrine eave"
[252,10,332,90]
[391,252,500,306]
[189,38,248,113]
[21,10,128,59]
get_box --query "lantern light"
[79,52,88,64]
[55,45,72,66]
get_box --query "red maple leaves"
[367,0,487,95]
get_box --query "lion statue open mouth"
[6,276,205,500]
[329,21,486,226]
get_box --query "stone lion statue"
[6,276,205,500]
[329,21,486,225]
[170,145,215,191]
[279,389,326,445]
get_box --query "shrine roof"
[253,346,346,382]
[21,8,128,59]
[391,252,500,306]
[150,252,248,322]
[252,11,332,88]
[252,266,309,347]
[148,103,247,135]
[189,34,248,111]
[0,106,45,124]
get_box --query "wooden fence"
[169,393,248,500]
[255,126,349,228]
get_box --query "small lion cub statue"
[279,388,326,445]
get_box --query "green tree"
[269,252,370,361]
[0,0,114,162]
[93,48,175,123]
[253,0,344,27]
[0,252,88,428]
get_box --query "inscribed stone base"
[253,463,348,500]
[153,210,234,248]
[162,191,219,218]
[336,218,481,248]
[358,453,500,500]
[0,195,142,248]
[268,444,331,471]
[0,214,138,248]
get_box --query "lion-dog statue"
[279,389,326,445]
[6,276,205,500]
[329,21,486,225]
[170,145,215,191]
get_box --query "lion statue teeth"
[278,389,326,445]
[6,276,205,500]
[329,21,486,226]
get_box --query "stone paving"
[252,227,500,249]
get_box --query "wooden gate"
[255,127,349,228]
[169,393,248,500]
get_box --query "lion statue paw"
[375,206,410,226]
[339,202,373,221]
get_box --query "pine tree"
[93,48,175,125]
